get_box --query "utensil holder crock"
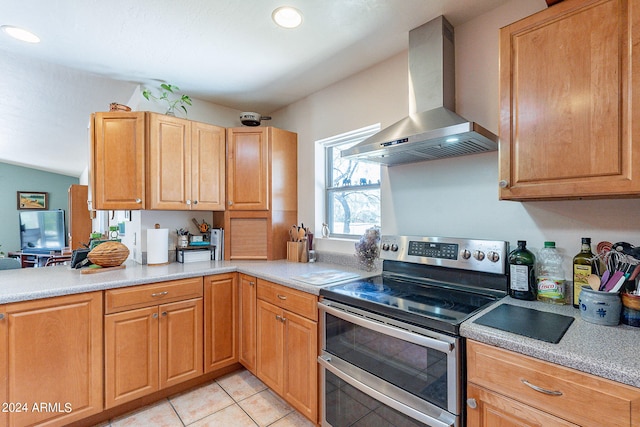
[579,286,621,326]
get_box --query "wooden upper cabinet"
[227,127,269,210]
[92,112,146,210]
[147,114,225,210]
[498,0,640,200]
[68,184,92,250]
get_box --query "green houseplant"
[142,83,192,116]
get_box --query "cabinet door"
[499,0,640,200]
[204,274,237,373]
[256,299,284,394]
[147,113,192,210]
[105,306,159,408]
[68,184,92,250]
[192,122,226,210]
[92,112,146,209]
[226,212,269,260]
[239,274,257,373]
[467,384,579,427]
[283,310,318,422]
[227,127,269,210]
[1,292,103,426]
[159,298,203,389]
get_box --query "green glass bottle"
[509,240,536,300]
[573,237,596,308]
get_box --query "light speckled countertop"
[0,259,376,304]
[461,296,640,389]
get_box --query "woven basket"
[88,241,130,267]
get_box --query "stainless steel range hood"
[342,16,498,166]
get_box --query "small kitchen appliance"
[319,235,509,427]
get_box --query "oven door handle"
[319,354,456,427]
[319,301,455,353]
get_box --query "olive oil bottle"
[509,240,536,300]
[573,237,596,308]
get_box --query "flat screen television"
[19,210,66,253]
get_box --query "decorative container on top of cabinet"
[214,127,297,260]
[91,112,146,210]
[498,0,640,200]
[147,114,226,210]
[0,292,103,427]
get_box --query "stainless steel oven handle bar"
[319,301,455,353]
[318,354,456,427]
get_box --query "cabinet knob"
[0,313,4,320]
[498,180,509,188]
[193,200,198,205]
[228,201,233,206]
[249,281,255,286]
[135,198,142,204]
[162,311,168,317]
[466,398,477,409]
[152,313,158,319]
[186,199,191,205]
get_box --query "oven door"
[319,300,461,427]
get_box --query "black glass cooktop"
[320,275,500,334]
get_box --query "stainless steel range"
[318,235,509,427]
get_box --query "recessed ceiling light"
[1,25,40,43]
[272,6,303,29]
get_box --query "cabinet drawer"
[257,279,317,321]
[105,277,204,314]
[467,341,640,427]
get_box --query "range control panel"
[380,235,508,275]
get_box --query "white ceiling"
[0,0,513,177]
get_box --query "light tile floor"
[98,369,316,427]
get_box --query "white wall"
[272,0,640,274]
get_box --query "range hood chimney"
[342,16,498,166]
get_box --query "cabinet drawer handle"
[521,379,563,396]
[249,281,255,286]
[151,291,169,297]
[277,294,287,300]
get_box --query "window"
[321,125,381,238]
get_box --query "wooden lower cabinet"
[204,273,238,372]
[238,274,257,373]
[256,280,318,423]
[0,292,103,427]
[104,279,204,409]
[467,340,640,427]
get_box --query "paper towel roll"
[147,228,169,265]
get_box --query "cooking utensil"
[599,270,611,291]
[604,270,625,292]
[240,112,272,126]
[289,225,298,241]
[298,227,306,242]
[586,274,601,290]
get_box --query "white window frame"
[319,124,381,239]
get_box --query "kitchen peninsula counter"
[0,259,374,304]
[461,296,640,389]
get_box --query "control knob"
[473,250,485,261]
[487,251,500,262]
[460,249,471,260]
[390,244,399,252]
[381,243,390,251]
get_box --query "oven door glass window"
[325,313,450,410]
[325,370,427,427]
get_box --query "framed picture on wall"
[17,191,48,210]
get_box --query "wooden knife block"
[287,241,307,262]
